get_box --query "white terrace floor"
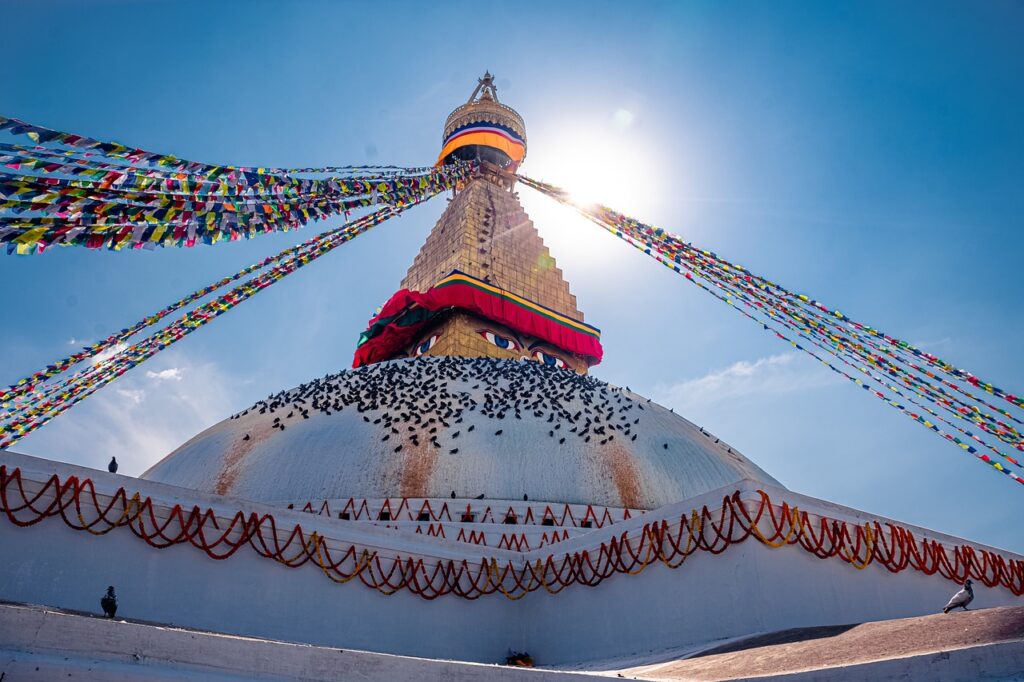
[2,601,1022,681]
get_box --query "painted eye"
[415,334,440,356]
[533,351,567,369]
[479,330,519,351]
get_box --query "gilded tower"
[354,74,602,373]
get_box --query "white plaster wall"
[521,483,1024,664]
[2,451,1022,667]
[523,539,1024,664]
[0,517,525,663]
[0,452,526,664]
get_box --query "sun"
[523,125,662,216]
[545,153,615,208]
[514,125,666,273]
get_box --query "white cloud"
[910,337,952,350]
[115,388,146,405]
[146,368,182,381]
[91,343,127,366]
[652,353,841,412]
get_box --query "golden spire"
[354,76,601,373]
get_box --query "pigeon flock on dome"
[142,355,776,507]
[1,72,1021,676]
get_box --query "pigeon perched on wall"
[100,586,117,618]
[107,457,118,473]
[942,579,973,613]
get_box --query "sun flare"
[523,126,661,216]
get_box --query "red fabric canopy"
[353,272,602,367]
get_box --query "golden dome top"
[442,72,527,143]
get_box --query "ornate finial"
[467,72,499,103]
[439,73,526,171]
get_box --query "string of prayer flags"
[518,173,1024,487]
[0,165,471,446]
[0,115,470,253]
[0,197,443,449]
[0,164,471,407]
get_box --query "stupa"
[1,74,1021,677]
[141,73,772,509]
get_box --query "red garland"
[1,465,1021,600]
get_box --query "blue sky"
[3,0,1023,552]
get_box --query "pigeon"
[523,494,528,501]
[943,579,974,613]
[107,457,118,474]
[100,586,117,618]
[475,493,485,499]
[450,490,457,499]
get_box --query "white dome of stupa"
[142,356,781,509]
